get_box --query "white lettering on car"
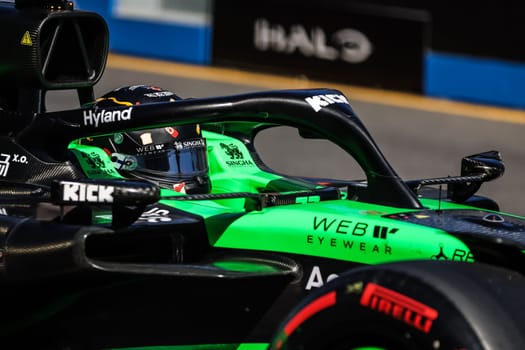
[305,94,349,112]
[305,265,339,290]
[138,207,172,223]
[83,107,132,127]
[62,182,114,203]
[0,153,10,177]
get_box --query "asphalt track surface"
[48,54,525,216]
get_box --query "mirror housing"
[0,0,109,117]
[448,151,504,202]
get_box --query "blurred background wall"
[74,0,525,109]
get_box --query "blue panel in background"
[109,19,211,64]
[425,52,525,109]
[74,0,110,17]
[73,0,211,65]
[72,0,525,110]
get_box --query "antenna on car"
[437,184,442,212]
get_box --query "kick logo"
[61,181,114,203]
[305,94,349,112]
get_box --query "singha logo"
[220,143,243,159]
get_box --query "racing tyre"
[269,260,525,350]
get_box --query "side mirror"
[448,151,504,202]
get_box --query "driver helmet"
[80,85,210,194]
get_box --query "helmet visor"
[112,138,208,178]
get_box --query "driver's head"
[81,85,210,194]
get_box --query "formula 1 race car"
[0,1,524,349]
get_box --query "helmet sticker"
[95,96,133,107]
[110,153,138,171]
[127,85,160,91]
[165,127,179,138]
[174,139,206,150]
[140,133,153,145]
[144,91,177,98]
[173,182,186,194]
[113,133,124,144]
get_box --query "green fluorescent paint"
[419,198,487,211]
[68,143,124,179]
[296,195,320,204]
[214,199,473,265]
[212,261,280,273]
[204,132,283,194]
[71,128,478,267]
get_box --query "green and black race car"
[0,1,524,349]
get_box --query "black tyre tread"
[369,261,525,350]
[272,260,525,350]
